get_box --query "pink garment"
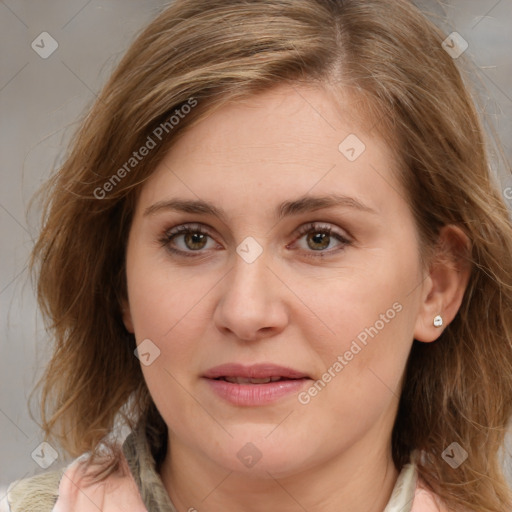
[412,487,448,512]
[50,452,447,512]
[51,455,147,512]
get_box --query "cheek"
[313,258,415,344]
[302,247,419,395]
[297,280,412,442]
[312,296,411,400]
[126,245,213,340]
[126,260,212,419]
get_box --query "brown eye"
[306,232,331,251]
[159,224,220,257]
[290,222,352,256]
[183,232,208,250]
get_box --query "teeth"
[223,376,283,384]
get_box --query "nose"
[213,251,289,342]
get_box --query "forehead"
[136,84,405,219]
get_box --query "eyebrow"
[143,194,378,221]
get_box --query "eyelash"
[158,222,352,259]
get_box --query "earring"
[433,315,443,328]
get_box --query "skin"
[122,84,470,512]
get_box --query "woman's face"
[123,84,429,477]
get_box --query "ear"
[121,297,134,333]
[414,225,472,343]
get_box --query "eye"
[159,223,220,256]
[289,222,352,255]
[158,221,352,259]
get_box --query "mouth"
[203,362,311,381]
[214,376,299,384]
[202,363,311,406]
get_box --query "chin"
[205,435,318,479]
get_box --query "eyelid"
[159,221,353,257]
[286,221,352,255]
[164,221,352,240]
[159,222,222,257]
[293,221,352,242]
[165,222,213,236]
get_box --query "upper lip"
[203,363,310,380]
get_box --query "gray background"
[1,0,511,491]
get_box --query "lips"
[202,363,311,406]
[222,376,283,384]
[202,363,310,381]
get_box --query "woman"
[5,0,512,511]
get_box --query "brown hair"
[30,0,512,510]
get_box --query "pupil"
[185,232,207,250]
[308,232,329,250]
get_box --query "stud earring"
[433,315,443,328]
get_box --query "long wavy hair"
[30,0,512,510]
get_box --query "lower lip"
[204,378,310,406]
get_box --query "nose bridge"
[227,246,272,306]
[213,243,288,340]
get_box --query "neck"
[160,436,399,512]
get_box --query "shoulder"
[412,478,451,512]
[51,450,147,511]
[4,467,65,512]
[385,460,452,512]
[4,448,146,512]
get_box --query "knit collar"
[122,425,177,512]
[122,426,417,512]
